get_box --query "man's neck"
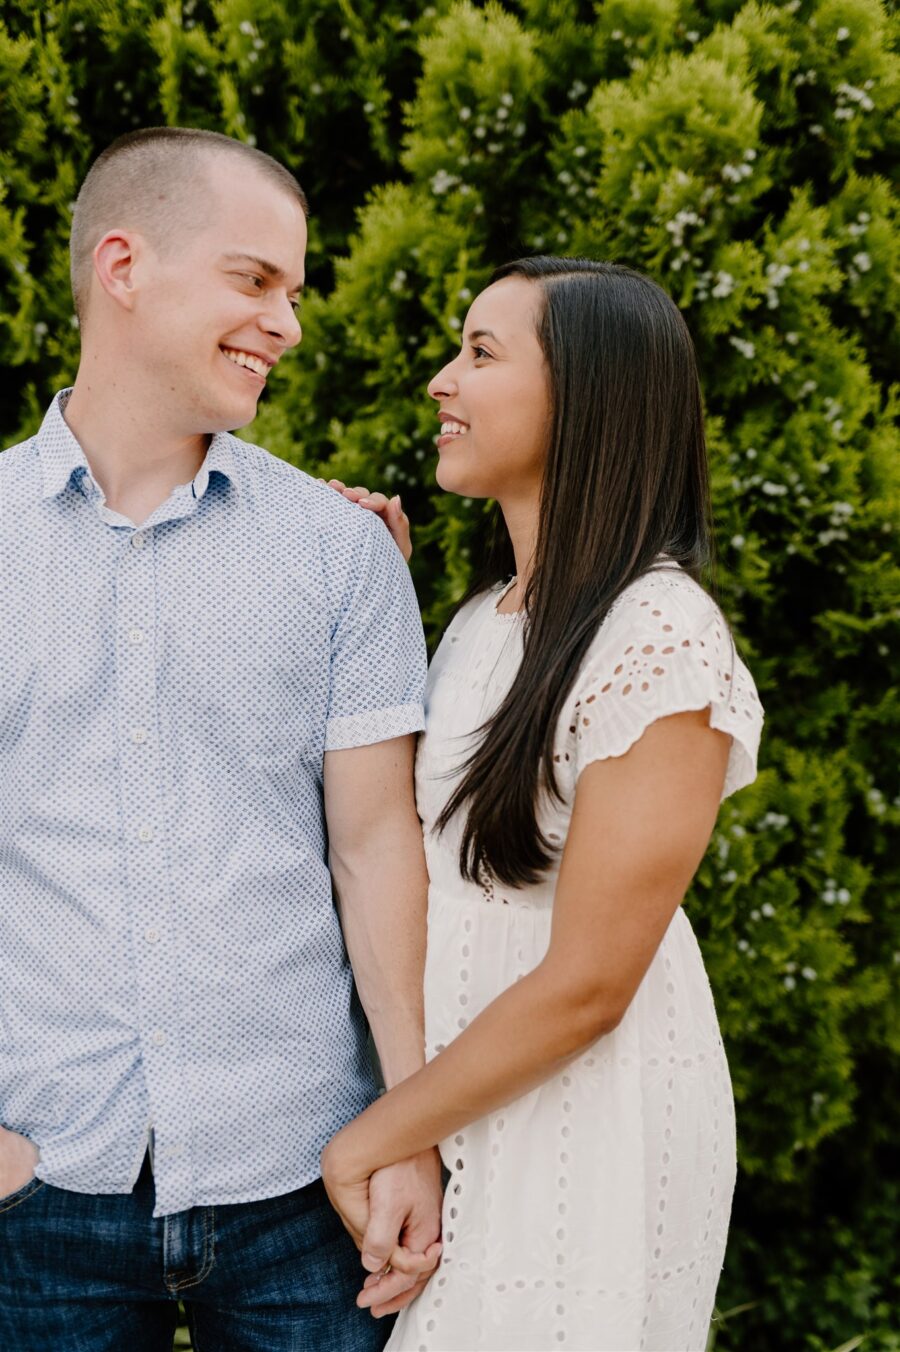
[64,367,210,526]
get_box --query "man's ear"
[91,230,145,312]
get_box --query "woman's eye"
[472,345,491,360]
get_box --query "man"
[0,127,441,1350]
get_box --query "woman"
[323,257,764,1352]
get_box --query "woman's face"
[427,277,551,503]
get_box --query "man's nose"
[264,294,302,350]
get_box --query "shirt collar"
[37,390,90,500]
[37,390,240,503]
[192,433,238,500]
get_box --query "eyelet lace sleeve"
[570,593,764,801]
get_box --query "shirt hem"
[34,1159,328,1218]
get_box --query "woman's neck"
[497,495,539,611]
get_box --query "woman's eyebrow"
[466,327,505,347]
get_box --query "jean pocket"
[0,1176,44,1215]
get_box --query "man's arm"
[323,735,442,1311]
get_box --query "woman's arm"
[323,709,730,1238]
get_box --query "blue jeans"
[0,1156,392,1351]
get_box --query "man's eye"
[245,274,265,288]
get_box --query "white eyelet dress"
[386,565,764,1352]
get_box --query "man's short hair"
[70,127,309,324]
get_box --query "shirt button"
[137,825,154,843]
[131,532,146,550]
[131,727,148,744]
[144,927,160,943]
[128,628,144,645]
[150,1029,166,1047]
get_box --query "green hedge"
[2,2,898,1347]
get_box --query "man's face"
[132,157,307,434]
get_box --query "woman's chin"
[436,460,486,499]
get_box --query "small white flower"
[730,336,756,359]
[430,169,458,195]
[783,975,797,990]
[801,966,817,981]
[731,535,745,549]
[239,19,254,35]
[836,27,849,41]
[448,316,461,330]
[852,252,872,272]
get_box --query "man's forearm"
[330,809,429,1088]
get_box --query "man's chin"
[203,397,262,436]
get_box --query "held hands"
[324,480,412,563]
[322,1143,443,1318]
[0,1125,39,1200]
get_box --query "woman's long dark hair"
[436,257,713,888]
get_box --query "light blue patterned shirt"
[0,392,426,1217]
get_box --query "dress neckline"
[492,577,523,621]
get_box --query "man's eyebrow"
[221,252,305,292]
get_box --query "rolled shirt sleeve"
[324,508,427,751]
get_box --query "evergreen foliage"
[1,2,897,1346]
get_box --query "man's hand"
[322,1145,443,1318]
[356,1149,444,1317]
[0,1125,39,1200]
[324,479,412,563]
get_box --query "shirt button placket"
[116,527,191,1210]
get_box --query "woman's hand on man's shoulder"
[322,478,412,563]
